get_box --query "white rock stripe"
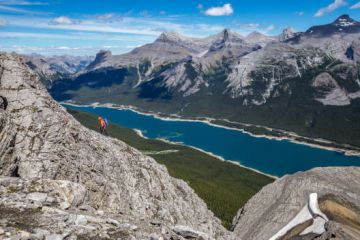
[269,193,328,240]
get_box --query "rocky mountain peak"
[156,31,190,43]
[332,14,357,27]
[85,50,112,70]
[247,31,265,37]
[222,28,230,41]
[95,50,112,60]
[279,27,297,41]
[304,14,360,38]
[245,31,274,46]
[218,28,243,42]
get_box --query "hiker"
[98,116,108,135]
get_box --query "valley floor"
[67,108,274,229]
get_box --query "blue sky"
[1,0,360,55]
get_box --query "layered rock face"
[232,167,360,240]
[0,53,229,239]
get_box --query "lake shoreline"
[63,102,277,179]
[62,101,360,158]
[150,134,279,179]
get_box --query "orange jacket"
[98,116,106,128]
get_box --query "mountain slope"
[0,52,229,239]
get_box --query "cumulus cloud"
[315,0,346,17]
[351,2,360,9]
[204,3,233,16]
[0,18,8,26]
[51,16,78,25]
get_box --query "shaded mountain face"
[34,15,360,147]
[84,50,111,71]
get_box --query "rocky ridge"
[0,52,229,239]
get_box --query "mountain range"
[22,54,93,87]
[25,14,360,149]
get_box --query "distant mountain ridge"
[23,54,93,87]
[26,14,360,148]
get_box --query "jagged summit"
[246,31,266,37]
[279,27,297,41]
[216,28,244,42]
[332,14,357,27]
[304,14,360,37]
[156,31,193,43]
[93,50,112,63]
[85,50,112,70]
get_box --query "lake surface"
[65,104,360,177]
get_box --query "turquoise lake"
[65,104,360,177]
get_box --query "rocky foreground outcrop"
[1,52,360,240]
[232,167,360,240]
[0,53,230,239]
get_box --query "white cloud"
[351,2,360,9]
[245,23,260,29]
[97,13,115,21]
[0,1,48,15]
[0,5,32,13]
[296,11,304,16]
[234,22,275,35]
[315,0,347,17]
[204,3,233,16]
[0,18,8,26]
[0,31,154,43]
[51,16,78,25]
[1,44,97,56]
[0,0,46,5]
